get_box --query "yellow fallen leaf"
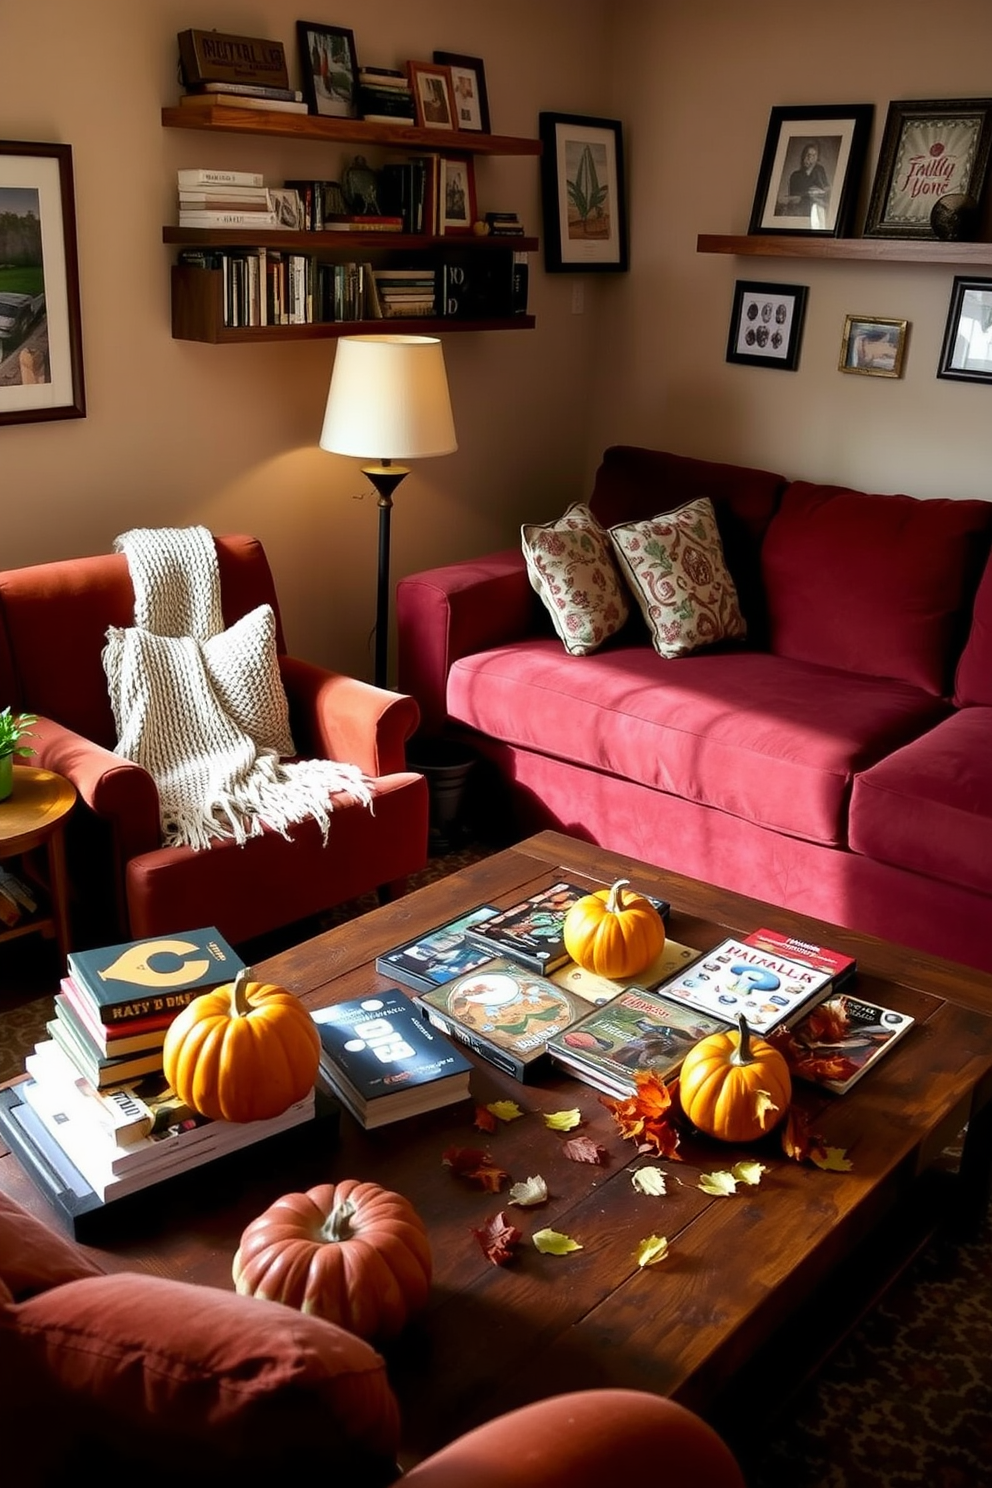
[811,1145,853,1172]
[754,1089,780,1127]
[532,1227,583,1255]
[487,1100,524,1122]
[698,1170,738,1197]
[544,1108,582,1131]
[732,1160,766,1187]
[632,1166,668,1196]
[635,1234,670,1268]
[508,1175,548,1207]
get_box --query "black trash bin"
[406,739,476,854]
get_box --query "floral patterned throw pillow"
[521,503,631,656]
[608,497,746,658]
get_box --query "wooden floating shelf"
[164,227,538,252]
[697,233,992,266]
[162,106,541,157]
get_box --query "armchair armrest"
[396,548,537,735]
[30,717,161,863]
[279,657,420,778]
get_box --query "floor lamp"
[320,334,457,689]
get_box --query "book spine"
[190,81,303,101]
[177,168,265,188]
[416,1002,528,1081]
[178,211,280,228]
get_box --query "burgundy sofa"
[397,446,992,973]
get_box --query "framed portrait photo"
[865,98,992,238]
[296,22,359,118]
[839,315,908,378]
[441,157,477,233]
[407,61,458,131]
[433,52,490,133]
[539,112,628,272]
[726,280,808,372]
[748,104,873,237]
[937,276,992,384]
[0,140,85,427]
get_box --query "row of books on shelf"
[0,866,40,929]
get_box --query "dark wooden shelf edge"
[172,315,536,344]
[161,105,541,156]
[164,227,538,252]
[697,232,992,265]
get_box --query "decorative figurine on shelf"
[341,155,382,215]
[931,193,980,241]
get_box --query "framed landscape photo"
[839,315,908,378]
[726,280,808,371]
[441,157,477,233]
[296,22,359,118]
[539,112,628,272]
[433,51,490,133]
[407,61,458,131]
[937,276,992,384]
[0,140,85,426]
[748,104,873,237]
[865,98,992,238]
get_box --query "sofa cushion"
[955,554,992,706]
[610,498,746,658]
[849,707,992,896]
[446,641,948,847]
[762,481,992,695]
[521,504,631,656]
[0,1191,104,1301]
[10,1271,400,1480]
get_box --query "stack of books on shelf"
[0,866,39,929]
[439,250,528,320]
[179,82,308,114]
[177,169,279,229]
[485,211,526,236]
[372,267,436,318]
[356,66,416,125]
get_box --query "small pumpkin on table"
[563,878,666,979]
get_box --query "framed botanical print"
[296,23,359,118]
[748,104,873,237]
[865,98,992,238]
[539,112,628,272]
[726,280,808,371]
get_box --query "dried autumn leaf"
[779,1106,830,1164]
[732,1160,766,1187]
[473,1105,498,1133]
[562,1136,608,1165]
[811,1145,853,1172]
[601,1070,682,1160]
[472,1211,522,1266]
[508,1175,548,1207]
[635,1234,670,1268]
[533,1227,582,1255]
[631,1166,668,1196]
[544,1108,582,1131]
[754,1089,781,1126]
[488,1100,524,1122]
[442,1146,509,1191]
[698,1170,738,1197]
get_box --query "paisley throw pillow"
[521,504,630,656]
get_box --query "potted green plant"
[0,707,37,801]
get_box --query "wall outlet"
[571,281,584,314]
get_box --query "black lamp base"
[362,461,410,689]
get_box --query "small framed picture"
[296,22,359,118]
[441,157,477,233]
[406,61,458,131]
[433,52,490,133]
[839,316,908,378]
[726,280,808,371]
[937,276,992,384]
[269,187,304,230]
[539,112,628,272]
[748,104,873,237]
[865,98,992,238]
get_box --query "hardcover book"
[465,880,671,976]
[743,926,857,989]
[45,1017,164,1090]
[54,991,170,1059]
[656,935,835,1034]
[67,927,245,1025]
[547,987,728,1098]
[26,1040,193,1144]
[312,990,473,1128]
[770,993,914,1095]
[414,958,592,1082]
[375,904,502,993]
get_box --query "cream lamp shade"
[319,334,457,459]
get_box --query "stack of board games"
[546,986,727,1098]
[462,880,670,975]
[375,905,502,993]
[770,993,914,1094]
[655,934,838,1035]
[743,926,857,990]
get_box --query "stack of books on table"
[177,169,279,230]
[356,66,415,125]
[371,267,437,318]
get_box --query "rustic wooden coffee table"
[3,829,992,1467]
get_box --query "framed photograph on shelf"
[864,98,992,238]
[433,52,490,133]
[748,104,873,237]
[407,61,458,131]
[441,157,477,233]
[726,280,808,372]
[0,140,85,427]
[839,315,908,378]
[296,22,359,118]
[937,276,992,384]
[539,112,628,272]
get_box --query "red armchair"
[0,536,428,947]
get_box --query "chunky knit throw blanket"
[103,525,373,850]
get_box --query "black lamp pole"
[362,459,410,689]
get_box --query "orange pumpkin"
[162,967,320,1123]
[563,879,666,979]
[679,1014,792,1144]
[232,1178,432,1340]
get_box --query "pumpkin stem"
[606,879,631,914]
[231,967,253,1018]
[731,1013,754,1067]
[322,1198,356,1243]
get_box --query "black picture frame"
[0,140,85,426]
[748,104,873,237]
[296,22,359,118]
[433,52,490,134]
[539,112,628,273]
[865,98,992,239]
[937,276,992,384]
[726,280,808,371]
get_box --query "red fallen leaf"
[562,1136,608,1165]
[601,1070,683,1161]
[769,1003,859,1086]
[473,1105,498,1133]
[442,1146,509,1191]
[780,1105,829,1165]
[471,1210,522,1266]
[472,1161,510,1193]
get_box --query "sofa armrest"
[30,717,161,861]
[396,548,537,735]
[279,656,420,778]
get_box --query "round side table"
[0,765,77,965]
